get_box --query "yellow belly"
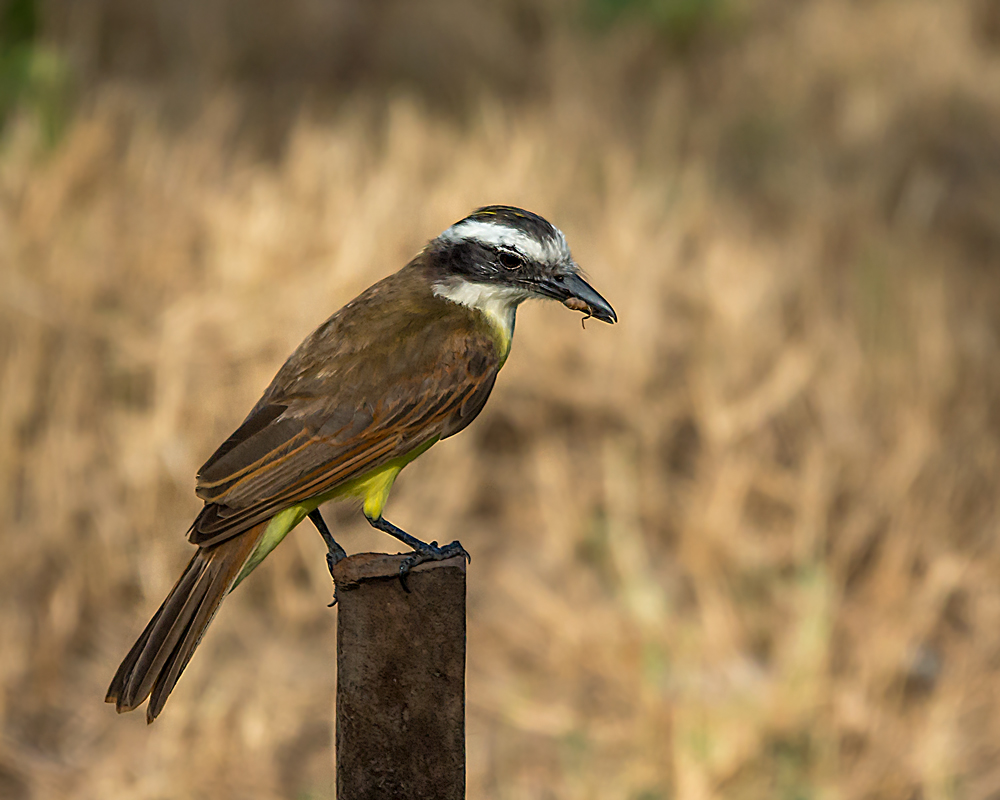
[232,437,439,587]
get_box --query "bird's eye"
[497,251,524,270]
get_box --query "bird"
[105,204,617,722]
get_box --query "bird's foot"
[324,547,347,608]
[325,550,346,607]
[398,540,471,593]
[326,550,345,576]
[365,514,471,592]
[309,508,347,607]
[326,550,342,607]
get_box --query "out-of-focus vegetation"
[0,0,68,145]
[4,1,1000,798]
[585,0,731,49]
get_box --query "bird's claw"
[397,540,470,593]
[325,549,346,608]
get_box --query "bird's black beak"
[540,272,617,324]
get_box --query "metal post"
[332,553,466,800]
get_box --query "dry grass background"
[4,0,1000,797]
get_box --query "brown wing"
[188,272,500,548]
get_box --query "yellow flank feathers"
[482,312,513,365]
[232,437,440,587]
[355,461,405,520]
[335,436,439,519]
[234,504,310,587]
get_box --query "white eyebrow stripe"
[439,220,565,264]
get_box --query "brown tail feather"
[106,522,267,723]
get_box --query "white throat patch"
[432,278,529,355]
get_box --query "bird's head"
[428,205,617,325]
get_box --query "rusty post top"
[331,552,467,590]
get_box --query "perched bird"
[106,205,616,722]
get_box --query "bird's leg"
[365,515,470,592]
[310,509,347,607]
[309,508,347,572]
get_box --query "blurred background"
[3,0,1000,797]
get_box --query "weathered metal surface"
[333,553,466,800]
